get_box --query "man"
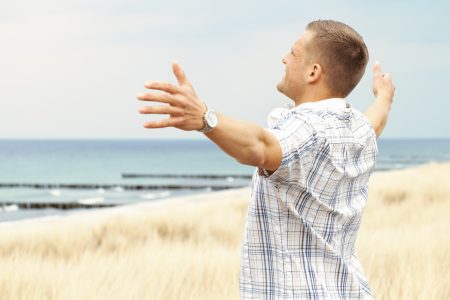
[137,20,394,299]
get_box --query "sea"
[1,138,449,223]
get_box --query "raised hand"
[364,61,396,138]
[137,62,206,131]
[372,61,395,107]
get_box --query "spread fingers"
[137,92,181,106]
[139,105,184,116]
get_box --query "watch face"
[205,111,218,127]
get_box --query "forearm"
[366,62,395,138]
[204,113,269,167]
[364,96,392,138]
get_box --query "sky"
[0,0,449,139]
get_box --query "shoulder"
[349,108,377,141]
[294,107,377,146]
[273,108,316,134]
[350,107,371,125]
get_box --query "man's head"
[277,20,369,102]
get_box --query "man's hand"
[137,62,282,170]
[364,61,395,138]
[137,62,206,131]
[372,61,395,107]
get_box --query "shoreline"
[1,160,449,228]
[0,187,251,230]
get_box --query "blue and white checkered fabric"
[240,98,377,299]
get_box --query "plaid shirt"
[240,98,377,299]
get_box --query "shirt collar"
[267,98,351,128]
[295,98,350,111]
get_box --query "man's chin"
[276,82,285,94]
[277,84,291,98]
[277,83,294,100]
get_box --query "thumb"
[172,61,188,86]
[373,60,382,77]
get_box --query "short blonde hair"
[306,20,369,97]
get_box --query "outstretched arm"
[363,62,395,138]
[137,62,282,171]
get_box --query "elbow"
[235,146,265,167]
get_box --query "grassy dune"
[0,162,449,299]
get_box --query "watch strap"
[197,103,216,133]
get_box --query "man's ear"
[306,63,322,83]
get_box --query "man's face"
[277,30,315,101]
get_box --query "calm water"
[1,138,449,222]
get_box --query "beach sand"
[0,162,449,299]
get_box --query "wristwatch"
[197,104,218,133]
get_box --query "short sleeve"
[258,113,317,185]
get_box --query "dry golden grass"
[357,162,450,300]
[0,162,449,300]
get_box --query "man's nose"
[282,56,287,64]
